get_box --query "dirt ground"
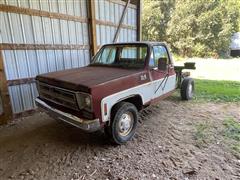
[0,98,239,180]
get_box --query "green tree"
[142,0,240,57]
[167,0,239,57]
[142,0,175,42]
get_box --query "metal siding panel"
[54,50,64,70]
[46,50,57,72]
[66,0,74,16]
[133,8,137,27]
[1,12,12,43]
[37,50,49,74]
[42,17,53,44]
[83,23,89,45]
[8,86,22,113]
[79,50,85,66]
[99,0,104,21]
[58,0,67,14]
[73,0,81,17]
[109,2,114,23]
[26,50,39,77]
[60,19,70,44]
[18,0,30,8]
[131,8,135,26]
[8,83,37,113]
[84,50,90,65]
[32,16,44,43]
[29,0,40,10]
[105,0,110,22]
[71,50,79,68]
[80,0,87,17]
[14,50,29,79]
[5,0,18,6]
[2,50,17,80]
[95,0,99,20]
[63,50,72,69]
[96,24,100,46]
[68,21,77,44]
[51,19,61,44]
[31,83,38,107]
[8,13,24,43]
[21,14,35,43]
[114,3,119,24]
[106,26,110,43]
[39,0,49,11]
[20,84,33,111]
[49,0,59,13]
[100,25,105,44]
[75,22,83,44]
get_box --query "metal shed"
[0,0,142,124]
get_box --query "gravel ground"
[0,98,239,180]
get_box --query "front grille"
[38,82,79,111]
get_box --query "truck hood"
[36,66,143,92]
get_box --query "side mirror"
[158,58,168,71]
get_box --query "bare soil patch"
[0,98,239,180]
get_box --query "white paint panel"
[101,75,177,122]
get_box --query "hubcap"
[118,112,134,136]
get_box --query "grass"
[223,118,240,154]
[194,122,212,147]
[194,79,240,102]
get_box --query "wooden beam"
[87,0,98,56]
[108,0,137,9]
[0,4,88,23]
[113,0,130,43]
[95,19,136,30]
[0,43,90,50]
[12,109,37,120]
[7,77,36,86]
[136,0,142,41]
[0,50,12,124]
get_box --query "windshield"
[91,44,148,69]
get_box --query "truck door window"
[150,46,169,67]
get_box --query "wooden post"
[113,0,130,42]
[136,0,142,41]
[0,50,12,124]
[87,0,98,57]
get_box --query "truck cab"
[35,42,195,144]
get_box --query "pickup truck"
[35,42,195,144]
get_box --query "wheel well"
[108,95,143,126]
[118,95,143,111]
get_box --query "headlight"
[84,96,91,107]
[76,93,92,111]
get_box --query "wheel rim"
[118,112,134,137]
[188,83,193,97]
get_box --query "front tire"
[181,78,194,100]
[106,102,138,145]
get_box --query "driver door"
[149,45,176,99]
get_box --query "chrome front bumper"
[35,98,101,132]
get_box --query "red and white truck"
[35,42,195,144]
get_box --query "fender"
[100,74,176,122]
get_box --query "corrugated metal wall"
[95,0,137,46]
[0,0,139,115]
